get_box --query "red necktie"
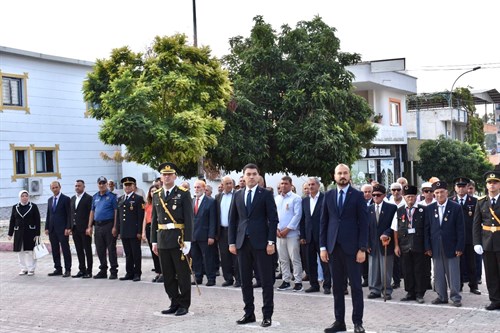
[194,197,200,215]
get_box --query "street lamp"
[449,66,481,139]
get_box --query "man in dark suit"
[360,183,374,287]
[191,179,217,286]
[152,162,193,316]
[450,177,481,295]
[320,164,368,333]
[45,181,72,277]
[473,171,500,310]
[117,177,144,282]
[425,181,465,307]
[70,179,93,278]
[229,163,278,328]
[216,176,240,287]
[367,184,398,300]
[300,176,331,294]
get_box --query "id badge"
[408,228,416,234]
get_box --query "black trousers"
[145,224,161,273]
[94,222,118,274]
[159,247,191,309]
[218,226,239,283]
[238,238,274,318]
[393,254,401,284]
[49,230,72,271]
[191,241,216,281]
[122,237,142,276]
[483,250,500,304]
[72,229,93,274]
[401,250,427,297]
[306,239,331,289]
[460,244,478,290]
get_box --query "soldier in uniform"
[473,171,500,310]
[116,177,144,282]
[151,162,193,316]
[393,185,427,303]
[450,177,481,295]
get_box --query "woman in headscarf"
[8,190,41,275]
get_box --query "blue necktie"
[246,190,252,215]
[338,189,344,212]
[52,197,57,212]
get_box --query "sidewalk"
[0,250,499,333]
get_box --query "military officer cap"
[97,176,107,184]
[403,185,418,195]
[432,181,447,191]
[121,176,136,185]
[158,162,178,175]
[453,177,470,186]
[484,171,500,182]
[372,184,386,194]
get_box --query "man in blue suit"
[45,181,72,277]
[425,181,465,307]
[191,179,217,286]
[300,176,331,294]
[320,164,368,333]
[229,163,278,328]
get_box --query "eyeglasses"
[391,188,401,192]
[98,182,107,185]
[423,189,433,193]
[372,193,383,197]
[456,185,466,188]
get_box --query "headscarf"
[18,190,30,205]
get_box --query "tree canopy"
[207,16,377,183]
[415,136,492,191]
[83,35,232,177]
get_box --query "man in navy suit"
[300,176,331,294]
[320,164,368,333]
[367,184,397,300]
[191,179,217,286]
[229,163,278,328]
[45,181,72,277]
[425,181,465,307]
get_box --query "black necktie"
[165,190,170,200]
[338,189,344,212]
[246,190,252,215]
[492,198,496,206]
[460,199,464,206]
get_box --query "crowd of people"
[7,162,500,332]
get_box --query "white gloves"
[182,241,191,255]
[474,245,484,255]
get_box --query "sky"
[2,0,499,94]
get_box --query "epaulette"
[154,188,162,194]
[478,195,487,201]
[178,186,188,192]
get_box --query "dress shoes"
[384,295,392,300]
[93,271,107,279]
[401,294,416,301]
[82,273,92,279]
[431,298,448,305]
[452,300,462,307]
[109,274,118,280]
[323,288,331,295]
[416,297,425,304]
[62,271,71,278]
[367,292,381,299]
[152,275,160,282]
[485,303,500,310]
[324,320,346,333]
[161,306,179,315]
[354,324,366,333]
[391,282,400,289]
[120,275,134,281]
[305,286,320,293]
[236,314,256,325]
[206,280,216,286]
[157,275,164,283]
[175,307,188,316]
[132,275,141,282]
[261,318,272,327]
[48,270,63,277]
[72,271,85,278]
[233,281,241,288]
[221,281,233,287]
[470,289,481,295]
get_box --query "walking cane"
[382,236,391,302]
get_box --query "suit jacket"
[425,200,465,258]
[368,201,397,254]
[450,194,477,245]
[193,196,217,242]
[116,192,145,238]
[320,186,369,255]
[300,192,324,244]
[229,186,278,250]
[70,193,93,233]
[151,186,193,249]
[46,193,71,233]
[473,195,500,252]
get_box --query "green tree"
[416,136,492,191]
[207,16,377,184]
[454,87,485,148]
[83,35,232,177]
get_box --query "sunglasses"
[391,188,401,192]
[98,182,107,185]
[423,189,433,193]
[372,193,383,197]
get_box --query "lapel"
[247,186,262,216]
[312,193,323,216]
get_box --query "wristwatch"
[268,241,275,246]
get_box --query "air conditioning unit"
[142,172,157,182]
[25,178,43,195]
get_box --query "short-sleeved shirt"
[92,190,117,221]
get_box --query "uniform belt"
[95,219,113,226]
[483,225,499,232]
[158,223,184,230]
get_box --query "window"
[0,72,30,113]
[9,144,60,181]
[389,98,401,126]
[10,144,31,181]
